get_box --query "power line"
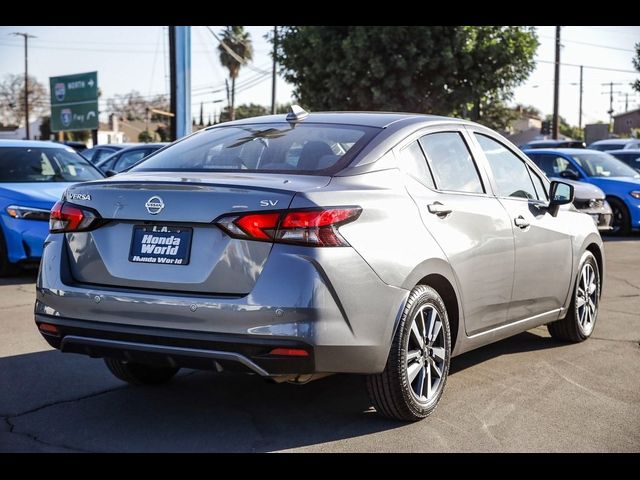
[539,35,636,53]
[535,59,638,74]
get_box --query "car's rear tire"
[0,228,20,277]
[548,251,600,343]
[104,358,179,385]
[607,197,630,236]
[367,285,451,422]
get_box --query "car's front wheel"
[548,250,600,342]
[104,358,179,385]
[607,197,630,236]
[367,285,451,422]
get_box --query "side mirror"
[105,170,118,177]
[560,169,580,180]
[548,180,574,217]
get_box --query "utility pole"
[552,26,561,140]
[578,65,583,131]
[11,32,36,140]
[624,93,629,112]
[601,82,622,132]
[271,26,277,115]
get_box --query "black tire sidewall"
[607,197,630,235]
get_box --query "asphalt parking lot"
[1,238,639,452]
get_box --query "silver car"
[35,109,604,421]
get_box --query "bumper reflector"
[268,348,309,357]
[38,323,60,335]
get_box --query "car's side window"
[116,150,148,171]
[95,149,115,163]
[397,140,435,189]
[475,134,537,200]
[418,132,484,194]
[529,167,548,201]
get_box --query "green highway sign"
[49,71,99,131]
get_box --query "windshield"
[571,152,640,178]
[0,146,103,183]
[132,123,379,174]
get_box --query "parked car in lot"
[551,178,612,232]
[36,110,603,421]
[587,138,640,151]
[519,139,586,150]
[524,148,640,235]
[608,149,640,173]
[0,140,103,275]
[95,143,168,174]
[81,143,136,165]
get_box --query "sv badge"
[260,200,279,207]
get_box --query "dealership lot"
[1,238,639,452]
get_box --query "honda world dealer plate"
[129,225,192,265]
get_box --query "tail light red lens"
[49,201,102,233]
[216,207,361,247]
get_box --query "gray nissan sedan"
[36,109,604,421]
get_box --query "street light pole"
[11,32,36,140]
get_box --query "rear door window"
[418,132,484,194]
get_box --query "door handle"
[514,215,530,229]
[427,202,452,217]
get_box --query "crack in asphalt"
[3,415,90,453]
[2,386,124,453]
[608,276,640,291]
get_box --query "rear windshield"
[0,146,103,182]
[132,123,379,174]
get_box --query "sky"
[0,25,638,129]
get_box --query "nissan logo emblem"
[145,196,165,215]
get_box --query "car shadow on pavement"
[601,232,640,242]
[1,328,567,453]
[450,330,560,374]
[0,269,38,286]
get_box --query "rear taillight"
[49,201,102,233]
[216,207,361,247]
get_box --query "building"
[613,108,640,136]
[0,119,45,140]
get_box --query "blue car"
[524,148,640,234]
[0,140,103,275]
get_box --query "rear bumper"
[36,314,314,376]
[36,234,408,374]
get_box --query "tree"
[275,26,537,128]
[218,26,253,121]
[633,43,640,94]
[544,114,582,140]
[219,103,267,123]
[0,74,48,127]
[106,91,169,122]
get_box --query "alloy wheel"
[576,263,598,336]
[406,304,446,403]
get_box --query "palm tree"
[218,26,253,121]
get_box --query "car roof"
[119,143,167,150]
[0,139,73,149]
[589,138,639,145]
[210,111,461,129]
[608,148,640,153]
[91,143,137,149]
[523,148,600,155]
